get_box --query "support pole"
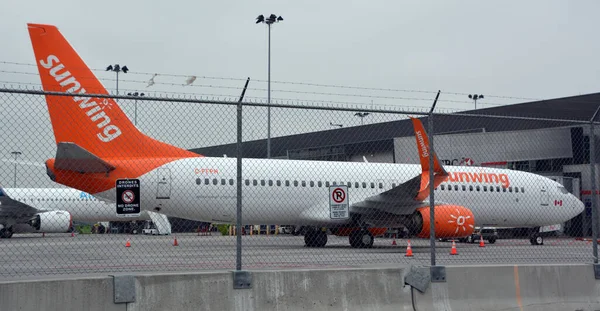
[590,106,600,264]
[428,90,441,267]
[236,77,250,271]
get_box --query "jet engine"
[406,205,475,238]
[28,211,72,232]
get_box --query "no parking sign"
[329,185,349,219]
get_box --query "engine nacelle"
[408,205,475,238]
[29,211,72,232]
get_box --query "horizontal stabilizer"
[55,142,116,173]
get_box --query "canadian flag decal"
[554,200,563,206]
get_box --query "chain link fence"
[0,88,597,278]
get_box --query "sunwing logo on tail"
[415,130,429,157]
[39,55,122,142]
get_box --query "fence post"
[428,91,441,267]
[591,121,598,264]
[236,78,250,271]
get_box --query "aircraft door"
[157,168,171,199]
[540,184,549,206]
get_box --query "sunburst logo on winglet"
[448,208,474,234]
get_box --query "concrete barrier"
[1,264,599,310]
[413,264,600,311]
[128,267,413,311]
[0,275,123,311]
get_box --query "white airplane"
[26,23,584,248]
[0,186,174,238]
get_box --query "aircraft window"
[310,181,314,187]
[509,187,513,193]
[229,179,234,185]
[294,180,299,187]
[285,180,290,187]
[392,183,397,188]
[558,186,568,194]
[370,182,375,189]
[490,186,494,192]
[347,182,351,188]
[462,185,466,191]
[301,181,306,187]
[379,183,383,189]
[502,187,507,192]
[326,181,330,187]
[204,178,210,185]
[332,181,338,186]
[213,179,218,185]
[245,179,250,186]
[483,186,487,192]
[447,185,452,191]
[441,185,445,190]
[515,187,519,193]
[196,178,201,185]
[454,185,459,191]
[496,186,501,192]
[268,180,273,186]
[276,180,281,186]
[476,186,480,191]
[521,187,525,193]
[221,179,226,185]
[362,182,367,188]
[260,180,265,186]
[253,180,258,186]
[318,181,322,187]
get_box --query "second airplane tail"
[27,23,199,160]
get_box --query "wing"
[0,187,41,223]
[351,117,449,220]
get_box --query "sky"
[0,0,599,188]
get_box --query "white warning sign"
[329,185,349,219]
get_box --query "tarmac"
[0,232,594,280]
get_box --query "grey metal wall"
[394,126,574,166]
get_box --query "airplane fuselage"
[91,157,583,228]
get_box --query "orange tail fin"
[27,23,198,160]
[410,117,448,201]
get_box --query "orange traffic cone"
[125,238,131,247]
[392,233,397,246]
[173,236,179,246]
[479,235,485,247]
[405,240,414,257]
[71,231,75,237]
[450,240,458,255]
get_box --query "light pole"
[127,92,145,126]
[354,112,370,125]
[468,94,484,109]
[10,151,21,187]
[256,14,284,158]
[106,64,129,95]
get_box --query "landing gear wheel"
[0,228,13,239]
[304,229,328,247]
[349,230,374,248]
[530,235,543,245]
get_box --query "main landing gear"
[302,226,376,248]
[530,233,544,245]
[0,227,14,239]
[304,228,328,247]
[349,229,374,248]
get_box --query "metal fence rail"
[0,88,597,278]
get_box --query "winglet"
[410,117,449,200]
